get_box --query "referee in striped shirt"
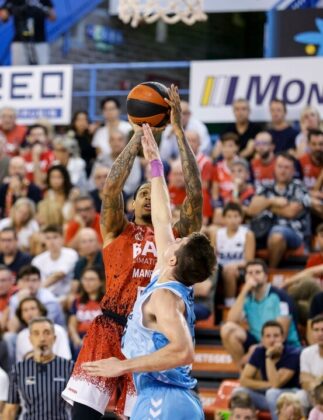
[3,317,73,420]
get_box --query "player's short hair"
[223,202,243,217]
[261,320,284,336]
[221,132,239,145]
[173,233,216,286]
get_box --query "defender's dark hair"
[223,202,243,217]
[261,320,284,336]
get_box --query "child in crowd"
[308,384,323,420]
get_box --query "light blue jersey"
[122,271,204,420]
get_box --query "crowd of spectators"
[0,95,322,418]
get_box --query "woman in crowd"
[296,106,321,157]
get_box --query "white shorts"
[62,376,137,417]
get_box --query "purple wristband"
[150,159,164,177]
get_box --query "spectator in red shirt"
[64,195,102,249]
[0,107,26,157]
[251,131,276,187]
[168,159,186,207]
[186,130,213,224]
[21,124,54,189]
[306,223,323,283]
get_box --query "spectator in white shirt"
[32,225,78,299]
[15,296,71,362]
[91,97,131,157]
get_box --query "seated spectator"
[64,195,102,248]
[0,366,9,415]
[296,106,321,157]
[37,164,73,227]
[0,107,26,156]
[20,124,54,189]
[53,134,87,191]
[186,130,213,225]
[70,110,97,177]
[2,317,73,420]
[268,99,297,153]
[248,153,310,267]
[308,384,323,420]
[160,100,211,160]
[237,320,301,420]
[276,393,304,420]
[0,134,9,184]
[15,297,71,362]
[94,130,141,199]
[297,315,323,411]
[251,131,276,187]
[168,159,186,207]
[0,228,32,278]
[89,165,110,213]
[73,228,103,281]
[0,156,42,218]
[299,129,323,220]
[308,292,323,344]
[208,203,255,307]
[211,132,239,215]
[230,159,255,209]
[91,97,131,157]
[0,198,40,252]
[32,225,78,299]
[0,265,15,331]
[8,265,65,328]
[220,259,300,366]
[68,267,103,358]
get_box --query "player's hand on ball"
[164,84,182,131]
[82,357,125,378]
[141,124,161,162]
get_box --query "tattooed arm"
[165,85,202,236]
[100,127,143,247]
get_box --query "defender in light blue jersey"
[83,93,216,420]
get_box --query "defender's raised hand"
[164,84,182,131]
[141,123,161,162]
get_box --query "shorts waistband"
[102,310,127,327]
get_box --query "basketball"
[127,82,170,127]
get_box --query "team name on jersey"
[132,268,154,278]
[133,241,157,259]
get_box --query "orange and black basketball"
[127,82,170,127]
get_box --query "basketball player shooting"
[83,124,216,420]
[62,85,203,419]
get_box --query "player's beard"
[142,214,152,225]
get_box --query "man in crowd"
[248,152,310,267]
[73,228,103,281]
[2,317,73,420]
[90,165,110,213]
[251,131,276,187]
[0,107,26,156]
[238,320,301,420]
[220,259,300,366]
[307,292,323,344]
[268,99,297,153]
[0,228,32,278]
[0,134,10,184]
[32,225,79,299]
[0,265,15,331]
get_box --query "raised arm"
[141,124,175,268]
[165,85,202,236]
[100,127,142,246]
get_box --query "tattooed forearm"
[100,193,124,226]
[176,128,202,235]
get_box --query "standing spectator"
[298,314,323,410]
[64,195,102,248]
[0,0,56,65]
[68,267,103,359]
[2,317,73,420]
[251,131,276,187]
[209,202,255,307]
[32,225,78,299]
[53,135,87,192]
[0,266,15,331]
[248,153,311,267]
[15,297,71,362]
[21,124,54,189]
[92,97,131,157]
[268,99,298,153]
[160,100,211,160]
[238,320,301,420]
[70,111,97,177]
[89,165,110,213]
[37,164,73,227]
[296,106,321,157]
[0,134,9,184]
[0,156,42,218]
[0,198,39,253]
[0,228,32,278]
[186,130,213,224]
[0,108,26,156]
[220,259,300,366]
